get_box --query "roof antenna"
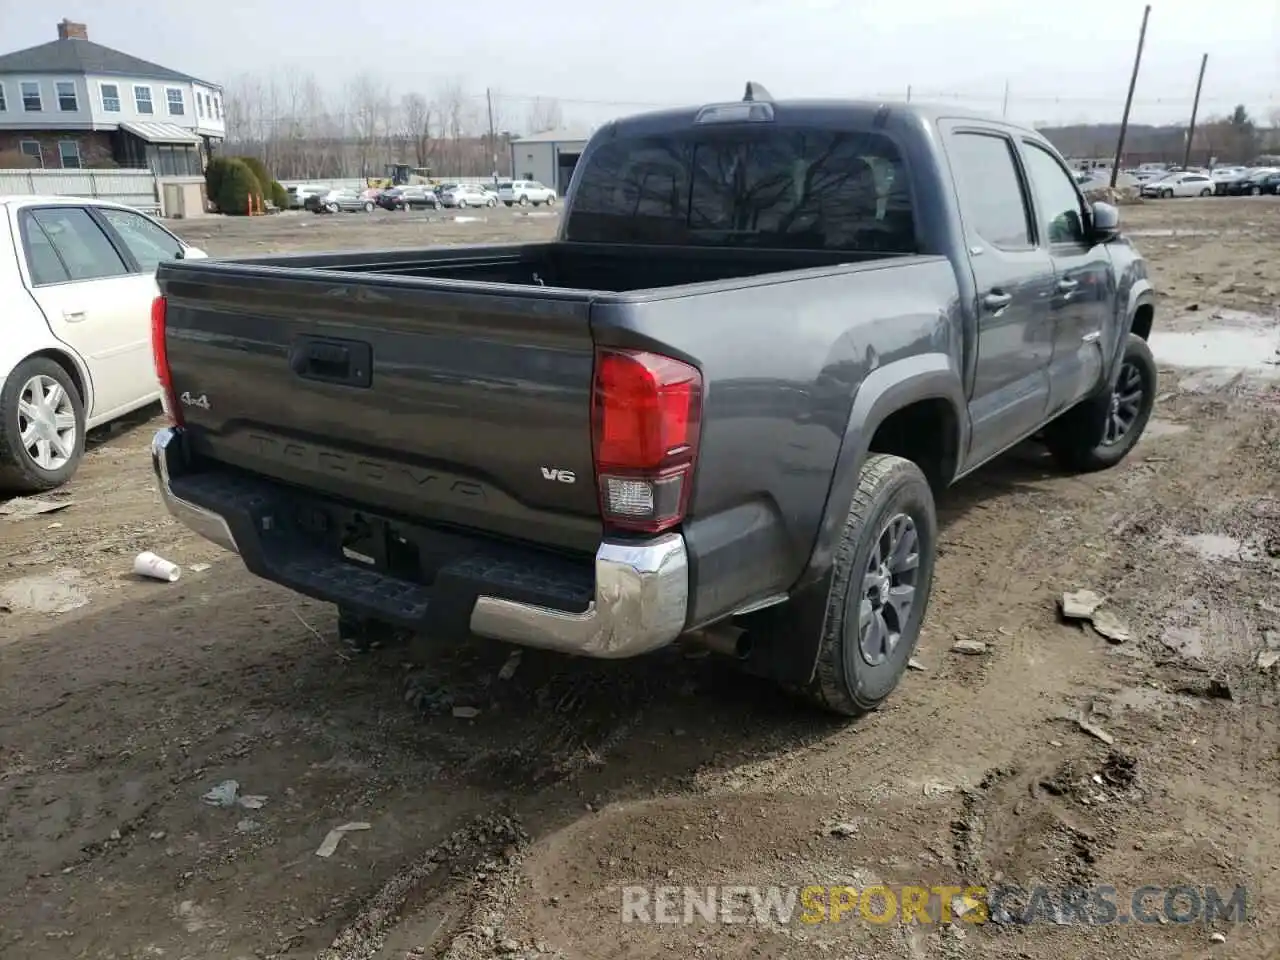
[743,81,773,103]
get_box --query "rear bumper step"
[151,428,690,658]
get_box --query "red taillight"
[150,295,183,426]
[591,348,703,534]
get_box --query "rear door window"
[24,206,129,282]
[567,126,916,252]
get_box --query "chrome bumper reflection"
[469,533,690,658]
[151,428,239,554]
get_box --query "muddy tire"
[0,357,87,494]
[795,454,938,717]
[1043,333,1157,473]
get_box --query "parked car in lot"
[309,189,379,213]
[1257,171,1280,195]
[440,184,497,208]
[1139,171,1215,198]
[1233,168,1280,196]
[150,88,1158,716]
[0,195,207,491]
[498,180,557,206]
[287,183,330,209]
[397,185,441,210]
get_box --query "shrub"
[269,180,289,211]
[0,149,40,169]
[205,156,233,204]
[237,156,273,199]
[216,158,260,216]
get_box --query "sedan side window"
[26,207,128,282]
[98,207,182,272]
[1021,142,1088,246]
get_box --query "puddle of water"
[1179,533,1264,563]
[0,569,91,615]
[1149,328,1280,373]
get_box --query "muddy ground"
[1,198,1277,960]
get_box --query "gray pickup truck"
[150,85,1156,715]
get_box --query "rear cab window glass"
[946,132,1033,249]
[566,126,917,253]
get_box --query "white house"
[0,20,224,175]
[509,129,590,196]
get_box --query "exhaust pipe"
[682,623,752,660]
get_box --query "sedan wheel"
[1200,188,1212,197]
[0,359,87,493]
[1250,186,1262,196]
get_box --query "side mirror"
[1091,201,1120,243]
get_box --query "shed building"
[508,130,589,196]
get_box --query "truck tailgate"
[159,263,602,554]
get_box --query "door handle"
[982,291,1013,311]
[1057,278,1079,292]
[62,311,87,323]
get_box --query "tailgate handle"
[289,337,372,388]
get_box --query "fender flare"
[802,352,968,587]
[1106,280,1155,382]
[743,353,967,687]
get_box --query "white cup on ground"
[135,551,181,582]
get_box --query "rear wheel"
[0,358,87,494]
[518,195,529,206]
[1250,186,1262,196]
[487,197,496,207]
[1199,188,1212,197]
[1043,333,1156,472]
[1161,188,1173,198]
[364,201,375,212]
[794,454,937,717]
[545,195,555,206]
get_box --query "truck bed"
[235,240,887,293]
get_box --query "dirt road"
[1,199,1277,960]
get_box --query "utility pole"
[1001,80,1010,119]
[486,88,498,185]
[905,85,912,103]
[1182,54,1209,169]
[1111,3,1151,188]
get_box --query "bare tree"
[525,97,563,134]
[401,92,436,171]
[348,72,392,178]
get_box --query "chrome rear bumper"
[150,427,689,658]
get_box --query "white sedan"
[441,185,498,208]
[0,195,206,492]
[1139,172,1215,199]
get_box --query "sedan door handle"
[1057,278,1079,292]
[982,291,1013,311]
[62,310,87,323]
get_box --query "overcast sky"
[3,0,1277,129]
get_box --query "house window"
[166,87,184,116]
[213,96,221,120]
[197,93,205,117]
[101,83,121,112]
[21,81,42,111]
[0,83,7,112]
[56,81,78,111]
[134,85,154,114]
[58,140,81,169]
[20,140,43,167]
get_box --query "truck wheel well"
[867,399,958,495]
[1131,303,1153,341]
[25,349,87,406]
